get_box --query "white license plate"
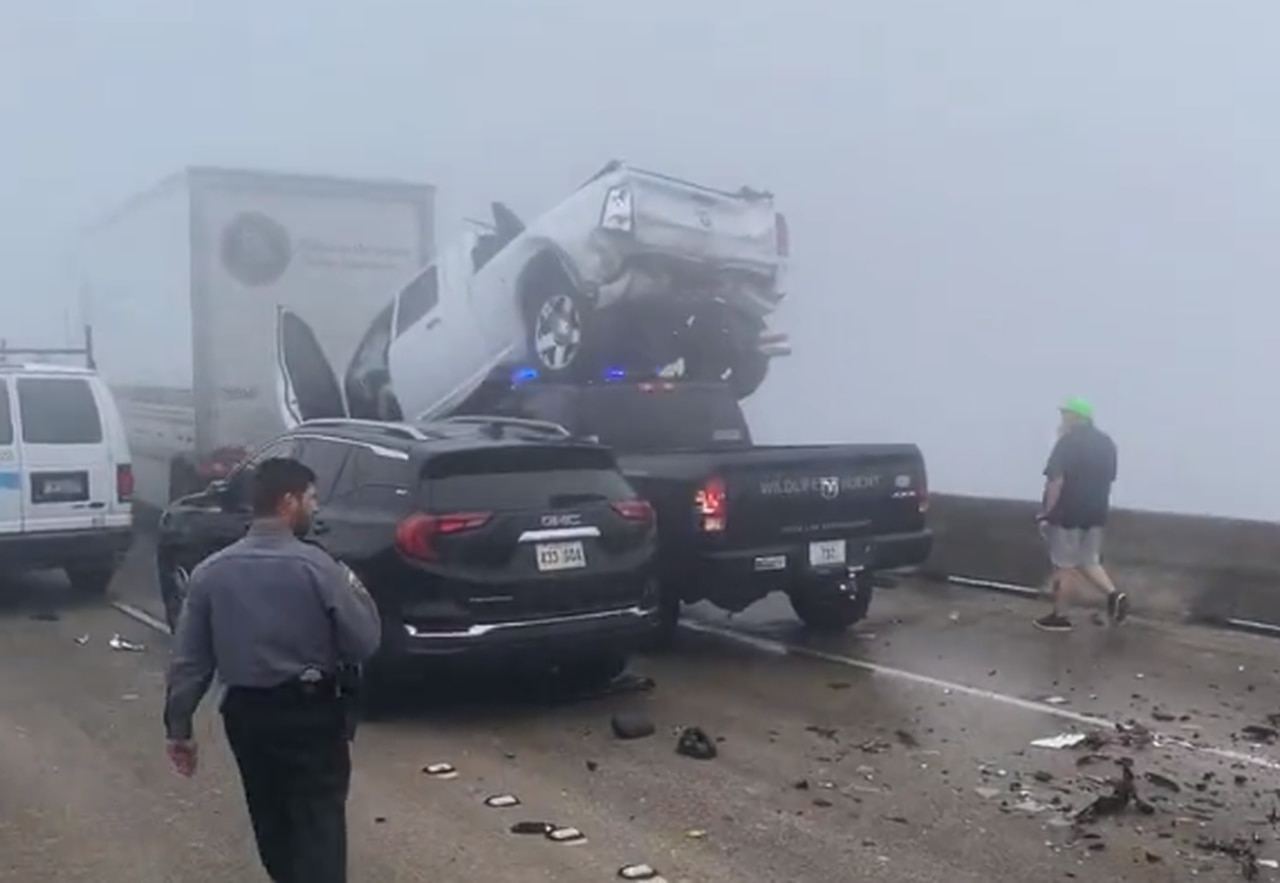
[754,554,787,572]
[808,539,847,569]
[535,541,587,572]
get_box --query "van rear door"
[0,379,20,536]
[14,374,116,533]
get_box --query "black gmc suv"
[155,416,660,698]
[477,381,932,639]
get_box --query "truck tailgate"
[717,445,928,548]
[628,169,781,274]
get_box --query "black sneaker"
[1112,592,1130,625]
[1034,613,1073,632]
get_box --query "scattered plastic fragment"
[1074,761,1153,823]
[484,795,520,808]
[685,829,708,840]
[108,634,144,652]
[1031,733,1087,750]
[618,864,663,881]
[422,763,457,779]
[74,634,89,645]
[510,821,553,835]
[1143,771,1181,793]
[546,826,586,844]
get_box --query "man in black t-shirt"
[1033,398,1128,632]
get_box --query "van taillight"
[116,464,134,503]
[775,212,790,257]
[694,476,727,532]
[612,498,655,524]
[395,511,492,562]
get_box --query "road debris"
[675,726,718,760]
[1031,733,1088,750]
[1196,837,1261,879]
[108,634,144,652]
[29,610,60,622]
[1143,771,1181,793]
[74,634,89,645]
[546,826,587,845]
[511,821,553,835]
[894,729,919,747]
[685,829,708,839]
[422,763,458,779]
[484,795,520,808]
[805,724,838,741]
[611,712,656,740]
[1239,725,1278,745]
[1074,761,1153,823]
[618,864,665,881]
[858,738,891,754]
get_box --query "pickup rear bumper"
[677,529,933,609]
[0,527,135,571]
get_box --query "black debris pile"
[894,729,919,748]
[805,724,839,741]
[1237,725,1278,745]
[858,738,891,754]
[1143,771,1182,793]
[675,726,718,760]
[1074,760,1154,824]
[1196,837,1261,880]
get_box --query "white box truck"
[79,167,434,510]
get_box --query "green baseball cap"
[1060,396,1094,420]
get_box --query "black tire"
[65,561,116,597]
[524,286,589,378]
[788,576,874,634]
[156,553,191,631]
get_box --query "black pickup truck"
[477,380,932,638]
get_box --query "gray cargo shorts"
[1044,525,1104,569]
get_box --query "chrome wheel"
[533,294,583,371]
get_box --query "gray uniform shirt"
[163,519,382,740]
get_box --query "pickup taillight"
[694,475,727,533]
[395,511,492,562]
[116,464,134,503]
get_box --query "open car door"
[274,306,347,428]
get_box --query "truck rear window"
[16,377,103,445]
[424,446,635,511]
[575,386,749,452]
[0,383,11,445]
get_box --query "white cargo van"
[0,350,134,593]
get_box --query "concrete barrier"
[923,494,1280,627]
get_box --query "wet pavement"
[1,548,1279,881]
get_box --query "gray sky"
[4,0,1277,519]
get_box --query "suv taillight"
[612,498,655,525]
[395,511,492,562]
[694,475,727,533]
[116,464,134,503]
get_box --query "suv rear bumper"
[393,603,660,660]
[0,526,135,570]
[680,528,934,605]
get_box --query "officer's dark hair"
[252,457,316,516]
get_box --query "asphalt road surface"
[2,546,1280,881]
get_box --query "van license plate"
[536,541,587,572]
[808,540,847,569]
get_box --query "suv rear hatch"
[401,443,654,625]
[13,374,127,533]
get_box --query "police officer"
[163,457,382,883]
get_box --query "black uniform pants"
[221,684,351,883]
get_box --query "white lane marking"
[109,597,1280,772]
[111,601,171,635]
[680,619,1280,772]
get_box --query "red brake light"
[116,464,134,503]
[612,498,654,524]
[395,511,492,561]
[775,212,789,257]
[694,475,727,532]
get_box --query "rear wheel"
[525,288,589,377]
[788,575,873,633]
[65,561,117,597]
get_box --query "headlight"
[600,186,634,232]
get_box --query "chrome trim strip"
[403,604,654,639]
[517,526,601,542]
